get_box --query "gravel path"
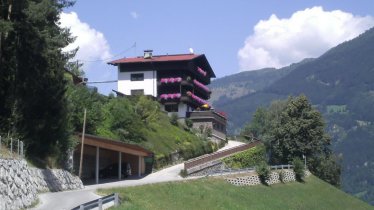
[30,140,244,210]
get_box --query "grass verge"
[98,175,374,210]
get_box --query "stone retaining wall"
[0,158,83,210]
[188,162,225,177]
[225,170,311,186]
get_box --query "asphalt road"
[30,140,244,210]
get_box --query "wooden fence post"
[17,139,19,157]
[10,138,13,157]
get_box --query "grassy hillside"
[67,86,215,168]
[99,176,373,210]
[138,112,215,167]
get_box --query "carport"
[74,134,153,184]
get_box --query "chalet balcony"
[187,110,227,124]
[158,92,209,109]
[158,77,209,90]
[187,110,227,139]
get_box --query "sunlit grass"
[99,175,374,210]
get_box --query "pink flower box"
[197,67,207,77]
[186,91,210,107]
[193,79,210,92]
[160,77,182,84]
[160,93,181,100]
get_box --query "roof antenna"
[189,48,194,54]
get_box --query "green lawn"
[99,176,374,210]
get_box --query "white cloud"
[238,6,374,71]
[59,12,112,70]
[59,12,116,95]
[130,11,139,19]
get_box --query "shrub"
[179,169,188,178]
[278,170,286,183]
[223,145,266,169]
[308,155,341,187]
[256,161,270,185]
[205,127,212,137]
[185,118,193,128]
[170,113,179,126]
[292,157,305,181]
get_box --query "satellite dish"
[189,48,194,54]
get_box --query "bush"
[223,145,266,169]
[256,161,270,185]
[179,169,188,178]
[185,118,193,128]
[278,170,286,183]
[170,113,179,126]
[308,155,341,187]
[292,157,305,181]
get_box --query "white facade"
[117,69,157,97]
[178,103,188,118]
[162,103,189,118]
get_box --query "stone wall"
[0,158,83,210]
[225,170,311,186]
[189,162,225,177]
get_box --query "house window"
[131,89,144,95]
[131,73,144,81]
[165,104,179,112]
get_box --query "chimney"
[143,50,153,59]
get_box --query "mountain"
[209,58,313,105]
[210,27,374,205]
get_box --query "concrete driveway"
[30,140,244,210]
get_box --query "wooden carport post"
[138,156,141,177]
[78,109,87,179]
[118,151,122,180]
[96,146,100,184]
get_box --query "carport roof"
[78,134,153,157]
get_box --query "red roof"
[108,54,201,65]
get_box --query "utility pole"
[79,108,87,178]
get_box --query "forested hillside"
[209,58,313,105]
[211,27,374,205]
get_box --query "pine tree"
[0,0,75,163]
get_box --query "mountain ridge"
[210,26,374,205]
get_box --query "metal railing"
[0,136,24,159]
[206,164,293,177]
[72,193,119,210]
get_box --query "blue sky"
[62,1,374,94]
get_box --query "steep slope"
[100,176,374,210]
[213,27,374,204]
